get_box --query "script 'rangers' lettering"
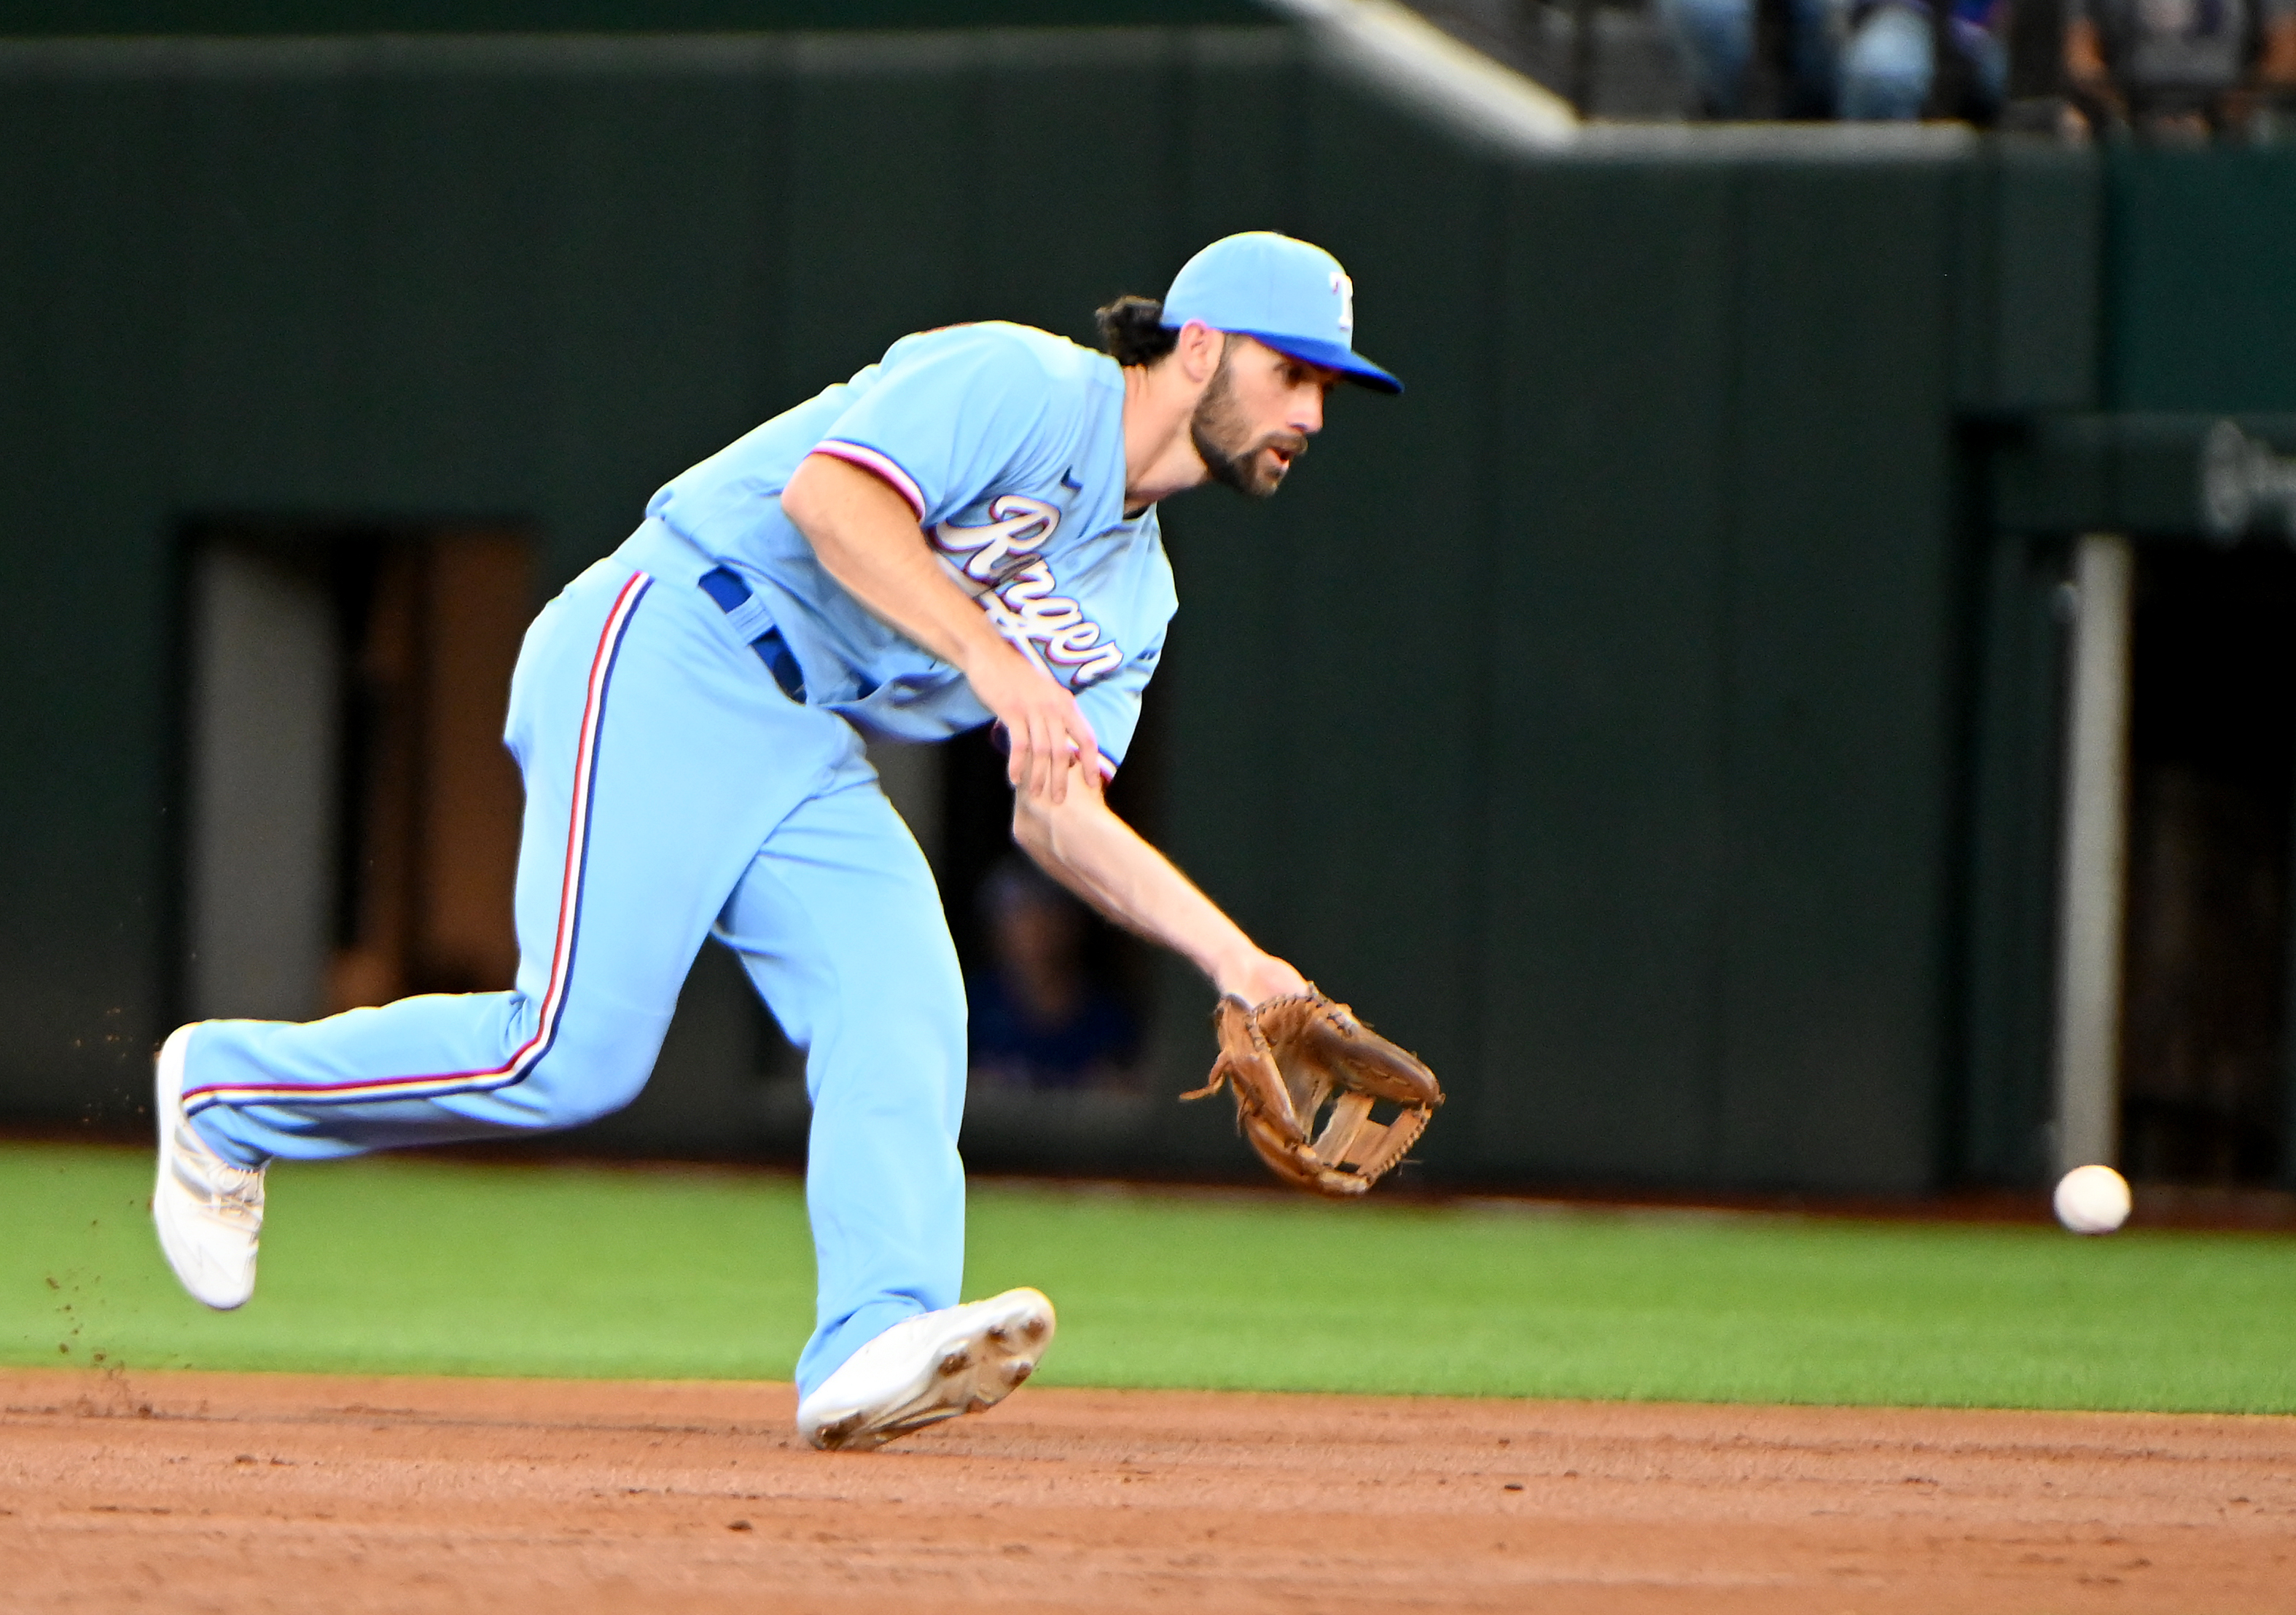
[932,494,1125,685]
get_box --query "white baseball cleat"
[150,1024,265,1310]
[797,1286,1056,1452]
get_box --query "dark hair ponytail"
[1094,294,1179,367]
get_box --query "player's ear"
[1176,320,1224,385]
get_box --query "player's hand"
[1217,950,1311,1006]
[964,644,1098,805]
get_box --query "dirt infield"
[2,1369,2290,1612]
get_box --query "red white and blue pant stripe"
[179,539,969,1397]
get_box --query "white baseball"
[2053,1164,2131,1234]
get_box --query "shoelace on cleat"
[200,1180,262,1227]
[171,1137,264,1228]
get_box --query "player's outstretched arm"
[1011,756,1308,1006]
[783,452,1097,804]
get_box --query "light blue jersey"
[646,321,1176,770]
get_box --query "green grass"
[5,1141,2293,1412]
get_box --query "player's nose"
[1291,386,1324,436]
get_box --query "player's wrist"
[949,615,1029,682]
[1212,948,1305,1005]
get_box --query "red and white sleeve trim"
[811,441,928,523]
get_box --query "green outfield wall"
[2,28,2292,1192]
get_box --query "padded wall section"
[1460,152,1975,1193]
[0,67,184,1119]
[1478,160,1736,1184]
[2105,149,2296,415]
[1714,161,1965,1192]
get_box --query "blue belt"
[698,566,806,702]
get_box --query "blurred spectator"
[1838,0,2008,118]
[966,859,1140,1092]
[2066,0,2296,136]
[1660,0,2006,119]
[1660,0,1840,116]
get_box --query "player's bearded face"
[1190,345,1309,499]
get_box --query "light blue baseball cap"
[1160,231,1402,395]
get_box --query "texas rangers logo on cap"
[1159,232,1401,394]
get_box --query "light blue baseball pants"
[180,524,968,1396]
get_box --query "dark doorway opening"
[182,524,536,1026]
[2117,544,2296,1184]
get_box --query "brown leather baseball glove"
[1182,988,1442,1196]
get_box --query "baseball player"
[151,231,1401,1451]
